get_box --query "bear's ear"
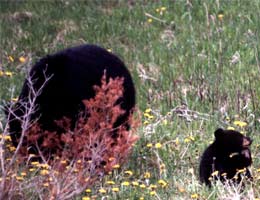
[214,128,224,138]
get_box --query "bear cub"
[199,128,252,186]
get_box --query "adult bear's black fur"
[6,44,135,149]
[199,128,252,186]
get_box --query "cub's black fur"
[199,128,252,186]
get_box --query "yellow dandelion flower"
[221,172,227,177]
[60,160,67,164]
[150,191,156,196]
[218,14,224,21]
[85,189,91,193]
[5,71,13,77]
[108,157,115,162]
[184,138,191,143]
[77,159,82,164]
[149,184,157,190]
[106,180,115,185]
[99,188,106,194]
[8,56,14,62]
[40,169,49,175]
[124,170,133,176]
[189,136,195,141]
[147,18,153,23]
[8,146,16,152]
[156,8,160,13]
[145,108,152,113]
[146,143,153,148]
[29,168,36,172]
[132,181,139,186]
[155,143,162,148]
[11,97,18,102]
[43,182,49,187]
[16,176,24,181]
[158,179,167,187]
[140,184,146,189]
[144,172,151,179]
[31,161,40,166]
[143,120,149,125]
[4,135,12,141]
[175,138,179,145]
[237,168,246,173]
[20,172,27,176]
[82,197,90,200]
[0,71,4,76]
[112,187,119,192]
[191,193,199,199]
[227,126,235,130]
[112,164,120,169]
[257,168,260,172]
[233,120,247,127]
[161,7,166,11]
[19,56,26,63]
[211,170,219,176]
[122,181,130,186]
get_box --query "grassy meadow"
[1,0,260,199]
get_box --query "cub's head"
[214,128,252,160]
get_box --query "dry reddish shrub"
[7,73,139,199]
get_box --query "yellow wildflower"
[19,56,26,63]
[150,191,156,196]
[132,181,139,186]
[124,170,133,176]
[16,176,24,181]
[40,169,49,175]
[0,71,3,76]
[140,184,146,189]
[161,7,166,11]
[85,189,91,193]
[145,108,152,113]
[191,193,199,199]
[122,181,130,186]
[43,182,49,187]
[112,164,120,169]
[143,120,149,125]
[82,197,90,200]
[233,120,247,127]
[149,184,157,190]
[5,71,13,77]
[106,180,115,185]
[144,172,151,179]
[147,18,153,23]
[112,187,119,192]
[8,56,14,62]
[155,143,162,149]
[146,143,153,148]
[158,179,167,187]
[99,188,106,194]
[211,170,219,176]
[227,126,235,130]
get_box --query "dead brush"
[0,74,139,200]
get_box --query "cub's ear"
[214,128,224,138]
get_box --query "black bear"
[199,128,252,186]
[6,44,135,151]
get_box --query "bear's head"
[214,128,252,166]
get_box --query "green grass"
[1,0,260,199]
